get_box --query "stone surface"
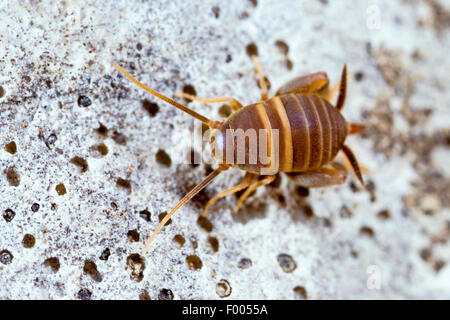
[1,0,449,299]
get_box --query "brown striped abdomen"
[212,93,348,174]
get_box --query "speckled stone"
[1,0,449,299]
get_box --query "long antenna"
[142,164,230,254]
[114,64,214,127]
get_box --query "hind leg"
[234,175,276,213]
[287,163,348,188]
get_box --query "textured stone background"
[1,0,449,299]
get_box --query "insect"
[114,51,365,255]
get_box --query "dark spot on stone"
[218,104,232,118]
[296,186,310,197]
[238,257,253,269]
[434,260,445,273]
[0,250,13,265]
[156,149,171,167]
[96,123,109,137]
[191,240,198,249]
[197,216,213,232]
[116,178,131,189]
[302,204,314,218]
[225,54,232,63]
[0,85,5,98]
[99,248,111,261]
[360,226,375,237]
[5,167,20,186]
[277,253,297,273]
[97,143,108,155]
[111,202,118,209]
[5,141,16,154]
[31,203,40,212]
[127,229,140,242]
[112,131,127,145]
[246,42,258,56]
[136,43,143,51]
[186,255,203,270]
[55,183,67,195]
[139,290,151,300]
[3,209,15,222]
[158,288,174,300]
[366,180,376,202]
[70,156,88,172]
[208,236,219,252]
[77,288,92,300]
[377,209,390,219]
[182,84,197,102]
[249,0,257,7]
[78,95,92,107]
[83,260,102,282]
[142,99,159,117]
[173,234,185,247]
[51,203,57,210]
[22,234,35,248]
[420,247,432,261]
[216,279,232,298]
[126,253,145,282]
[212,6,220,18]
[293,286,307,299]
[340,205,352,218]
[355,71,364,81]
[286,59,294,70]
[44,257,60,272]
[139,209,151,222]
[158,212,172,226]
[275,40,289,55]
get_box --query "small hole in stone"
[354,71,364,81]
[44,257,60,272]
[186,255,203,270]
[197,216,213,232]
[136,43,143,51]
[182,85,197,102]
[434,260,445,273]
[216,279,232,298]
[366,180,376,202]
[5,141,17,154]
[139,290,151,300]
[83,260,102,282]
[339,205,352,218]
[116,178,131,189]
[0,85,5,98]
[420,247,432,262]
[173,234,186,247]
[22,234,35,248]
[96,123,109,137]
[127,229,140,242]
[31,203,40,212]
[377,209,390,219]
[295,186,310,197]
[70,157,88,173]
[225,54,232,63]
[158,212,172,226]
[191,240,198,249]
[249,0,257,7]
[238,258,253,269]
[277,253,297,273]
[55,183,67,195]
[293,286,308,299]
[360,226,375,237]
[0,250,14,265]
[142,99,159,117]
[5,167,20,186]
[246,42,258,57]
[139,209,151,222]
[112,131,127,145]
[126,253,145,282]
[218,104,232,118]
[77,288,92,300]
[78,95,92,107]
[302,204,314,218]
[158,288,174,300]
[3,209,15,222]
[97,143,108,155]
[208,236,219,252]
[99,248,111,261]
[44,133,57,150]
[212,6,220,18]
[286,59,294,70]
[275,40,289,55]
[156,149,172,167]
